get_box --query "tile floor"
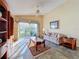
[7,38,79,59]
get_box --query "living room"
[0,0,79,59]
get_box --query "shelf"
[0,31,7,34]
[0,17,7,22]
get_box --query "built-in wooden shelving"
[0,0,14,59]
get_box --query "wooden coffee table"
[31,37,45,51]
[36,40,45,51]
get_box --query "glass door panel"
[18,22,38,39]
[30,23,38,36]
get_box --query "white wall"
[44,0,79,47]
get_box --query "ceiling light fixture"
[36,5,40,16]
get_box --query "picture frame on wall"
[50,20,59,29]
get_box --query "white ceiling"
[6,0,66,15]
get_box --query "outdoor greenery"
[18,22,38,38]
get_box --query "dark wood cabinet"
[0,1,14,39]
[59,37,76,49]
[0,4,7,59]
[0,0,14,59]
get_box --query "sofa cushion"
[44,32,67,44]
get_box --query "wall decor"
[50,20,59,29]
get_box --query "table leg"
[43,40,45,47]
[36,43,38,51]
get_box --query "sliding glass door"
[18,22,38,38]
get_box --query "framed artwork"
[50,20,59,29]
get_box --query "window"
[18,22,38,38]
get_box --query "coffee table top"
[31,36,44,42]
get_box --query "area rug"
[35,46,79,59]
[35,48,69,59]
[29,44,50,56]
